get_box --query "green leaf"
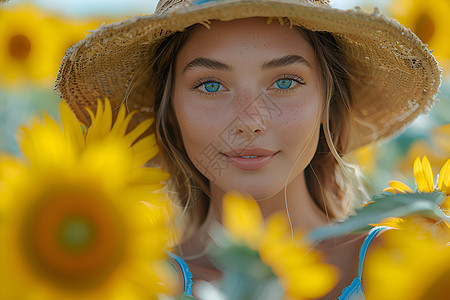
[220,273,283,300]
[210,244,273,279]
[307,191,449,242]
[207,221,273,278]
[205,223,284,300]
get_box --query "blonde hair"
[128,22,366,235]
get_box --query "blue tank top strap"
[166,251,194,296]
[357,225,391,279]
[338,225,392,300]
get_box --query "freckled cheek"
[175,103,228,156]
[276,100,322,147]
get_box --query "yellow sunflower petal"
[441,197,450,213]
[438,159,450,194]
[130,167,170,185]
[413,156,434,192]
[60,101,85,152]
[109,104,135,140]
[259,213,337,299]
[388,180,414,193]
[18,113,77,169]
[259,212,291,268]
[222,191,264,249]
[285,262,337,299]
[382,187,399,194]
[101,98,113,136]
[85,100,109,144]
[369,217,404,228]
[123,118,154,147]
[422,156,435,192]
[130,134,159,168]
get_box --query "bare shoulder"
[317,232,366,299]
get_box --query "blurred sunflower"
[347,144,377,175]
[399,123,450,177]
[364,224,450,300]
[432,123,450,157]
[0,99,176,299]
[0,5,62,87]
[222,192,338,299]
[389,0,450,65]
[48,16,107,71]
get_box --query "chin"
[219,178,285,201]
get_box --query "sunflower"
[389,0,450,66]
[222,191,338,299]
[0,99,176,299]
[398,139,440,178]
[364,224,450,300]
[0,5,72,88]
[384,156,450,205]
[347,144,377,175]
[379,156,450,240]
[0,4,62,88]
[432,123,450,158]
[399,123,450,181]
[439,159,450,210]
[48,16,108,78]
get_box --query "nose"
[235,91,268,137]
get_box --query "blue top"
[168,226,391,299]
[337,226,390,300]
[167,251,194,296]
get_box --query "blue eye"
[269,76,304,91]
[275,79,294,89]
[203,82,221,93]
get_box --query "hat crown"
[156,0,330,15]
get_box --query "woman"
[55,0,441,298]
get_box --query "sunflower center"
[413,13,435,44]
[59,217,95,252]
[20,190,126,291]
[8,34,32,61]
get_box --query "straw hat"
[55,0,441,151]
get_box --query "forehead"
[177,17,317,64]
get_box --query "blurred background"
[1,0,449,193]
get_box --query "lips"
[222,148,278,157]
[222,148,279,170]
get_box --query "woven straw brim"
[55,0,441,152]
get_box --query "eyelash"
[269,74,306,94]
[191,77,227,96]
[191,74,306,96]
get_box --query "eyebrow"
[183,57,231,73]
[182,54,312,73]
[262,55,312,70]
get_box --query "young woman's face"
[172,18,324,200]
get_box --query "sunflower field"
[0,0,449,299]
